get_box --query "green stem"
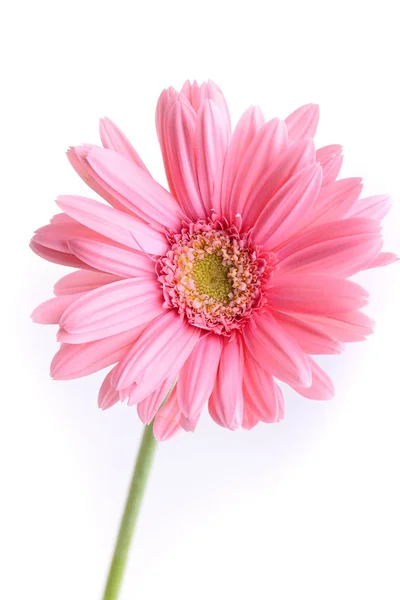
[102,424,157,600]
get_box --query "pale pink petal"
[137,377,176,424]
[67,146,128,213]
[366,251,399,269]
[309,177,363,226]
[292,358,334,400]
[195,99,230,214]
[244,137,316,227]
[277,389,285,420]
[197,80,231,131]
[180,411,201,433]
[243,313,311,388]
[68,239,154,278]
[30,239,87,269]
[292,311,374,343]
[85,146,182,230]
[229,118,288,222]
[348,194,392,220]
[177,334,222,419]
[316,144,343,185]
[51,327,145,380]
[111,310,201,390]
[316,144,341,167]
[56,195,168,256]
[99,117,149,172]
[181,79,202,110]
[127,369,176,406]
[33,221,112,253]
[98,368,120,410]
[31,293,83,324]
[276,217,381,262]
[54,270,122,296]
[220,106,265,216]
[60,277,164,342]
[272,310,343,354]
[241,405,260,430]
[50,213,74,224]
[276,219,382,277]
[181,80,231,121]
[285,104,319,143]
[252,164,322,248]
[164,95,206,220]
[267,274,369,315]
[208,336,244,430]
[153,388,182,441]
[243,353,283,422]
[156,86,179,199]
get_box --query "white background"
[1,1,399,598]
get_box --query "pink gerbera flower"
[31,80,396,441]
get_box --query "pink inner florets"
[157,220,276,335]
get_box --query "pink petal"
[68,239,154,278]
[244,137,316,227]
[292,358,334,400]
[276,219,382,277]
[276,216,381,262]
[241,405,260,430]
[98,368,120,410]
[111,310,200,390]
[164,95,206,220]
[243,352,283,422]
[54,270,122,296]
[31,293,83,324]
[153,388,182,441]
[51,327,145,380]
[252,163,322,248]
[156,86,179,199]
[230,118,288,222]
[60,277,164,342]
[285,104,319,143]
[180,79,203,110]
[208,335,244,430]
[85,146,182,230]
[243,313,311,388]
[366,252,399,269]
[180,411,201,433]
[309,177,363,226]
[220,105,265,216]
[179,413,201,433]
[267,274,369,315]
[127,368,175,407]
[30,239,87,269]
[195,99,230,215]
[316,144,343,185]
[56,195,168,256]
[272,310,343,354]
[99,117,149,172]
[33,221,111,253]
[50,213,74,224]
[137,376,176,424]
[177,334,222,419]
[292,311,374,343]
[181,80,231,121]
[316,144,342,167]
[67,146,128,213]
[348,195,392,220]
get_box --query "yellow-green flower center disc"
[192,253,232,303]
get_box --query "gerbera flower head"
[31,80,397,440]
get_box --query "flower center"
[191,253,231,303]
[157,221,275,335]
